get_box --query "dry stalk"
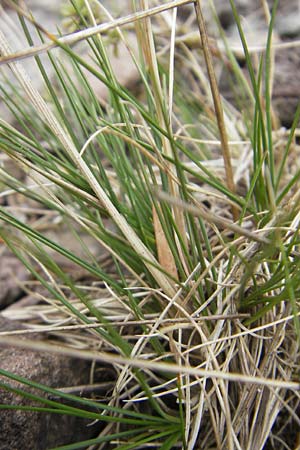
[194,0,238,221]
[0,0,194,65]
[137,0,188,280]
[0,335,299,390]
[152,204,178,279]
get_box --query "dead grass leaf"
[152,204,178,281]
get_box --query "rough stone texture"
[216,0,300,128]
[212,0,300,36]
[0,250,30,310]
[219,44,300,128]
[272,48,300,127]
[0,316,100,450]
[273,0,300,39]
[212,0,261,29]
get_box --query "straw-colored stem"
[194,0,238,222]
[0,0,194,65]
[137,0,188,277]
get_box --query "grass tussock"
[0,0,299,449]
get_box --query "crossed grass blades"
[0,0,299,449]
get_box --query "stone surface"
[0,249,30,310]
[272,48,300,127]
[215,0,300,128]
[0,316,101,450]
[219,44,300,128]
[212,0,300,37]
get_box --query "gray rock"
[215,0,300,37]
[0,250,30,309]
[219,44,300,128]
[276,13,300,38]
[272,48,300,127]
[0,316,101,450]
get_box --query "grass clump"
[0,0,299,449]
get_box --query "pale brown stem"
[194,0,239,222]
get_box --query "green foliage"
[0,0,299,448]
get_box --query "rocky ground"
[0,1,299,448]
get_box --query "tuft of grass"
[0,1,299,449]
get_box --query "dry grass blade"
[155,190,270,245]
[0,336,299,391]
[152,205,178,280]
[194,0,238,221]
[0,0,194,65]
[137,0,189,267]
[0,314,250,336]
